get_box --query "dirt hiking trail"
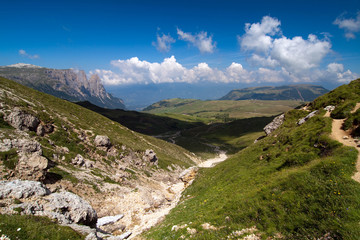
[328,103,360,183]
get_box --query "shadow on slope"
[76,101,204,135]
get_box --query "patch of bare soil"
[328,103,360,183]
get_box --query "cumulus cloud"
[152,33,175,52]
[239,16,281,54]
[334,12,360,39]
[239,16,332,76]
[19,49,39,59]
[177,28,216,53]
[93,56,251,85]
[92,56,357,86]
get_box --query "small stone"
[187,227,197,235]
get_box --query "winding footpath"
[328,103,360,183]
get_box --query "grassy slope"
[220,85,328,101]
[145,79,360,239]
[0,215,84,240]
[0,77,194,169]
[143,98,302,120]
[175,117,274,157]
[76,101,204,135]
[76,101,275,159]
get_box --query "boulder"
[16,154,49,181]
[0,138,42,154]
[297,110,318,125]
[94,135,111,148]
[263,114,285,136]
[143,149,158,163]
[36,124,54,136]
[72,154,85,166]
[96,214,124,227]
[72,154,93,168]
[5,108,40,131]
[324,105,335,112]
[45,191,97,226]
[0,180,50,199]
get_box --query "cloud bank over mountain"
[93,16,358,86]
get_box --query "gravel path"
[328,103,360,183]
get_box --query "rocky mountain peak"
[5,63,43,69]
[0,65,125,109]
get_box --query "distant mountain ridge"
[0,63,125,109]
[220,84,328,101]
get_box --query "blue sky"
[1,0,360,108]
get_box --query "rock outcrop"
[4,108,40,131]
[95,135,111,148]
[298,110,318,125]
[143,149,158,164]
[324,105,335,112]
[0,180,50,199]
[16,154,49,181]
[45,191,97,226]
[72,154,94,168]
[0,180,97,227]
[0,65,125,109]
[263,114,285,136]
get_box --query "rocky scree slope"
[145,79,360,240]
[0,77,198,239]
[0,63,125,109]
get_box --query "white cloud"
[19,49,39,59]
[177,28,216,53]
[249,54,279,68]
[92,56,358,87]
[239,16,332,77]
[334,12,360,39]
[239,16,281,54]
[271,34,331,73]
[325,63,357,83]
[152,33,175,52]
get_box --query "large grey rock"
[45,191,97,226]
[72,154,93,168]
[94,135,111,148]
[0,180,50,199]
[97,214,124,227]
[107,232,132,240]
[0,138,42,154]
[324,105,335,112]
[5,108,40,131]
[16,154,49,181]
[143,149,158,163]
[297,110,318,125]
[263,114,285,136]
[36,124,54,136]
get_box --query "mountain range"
[0,63,125,109]
[220,84,329,101]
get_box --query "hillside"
[143,98,302,120]
[0,63,125,109]
[76,101,203,135]
[0,77,198,239]
[145,79,360,239]
[220,84,328,101]
[76,101,275,159]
